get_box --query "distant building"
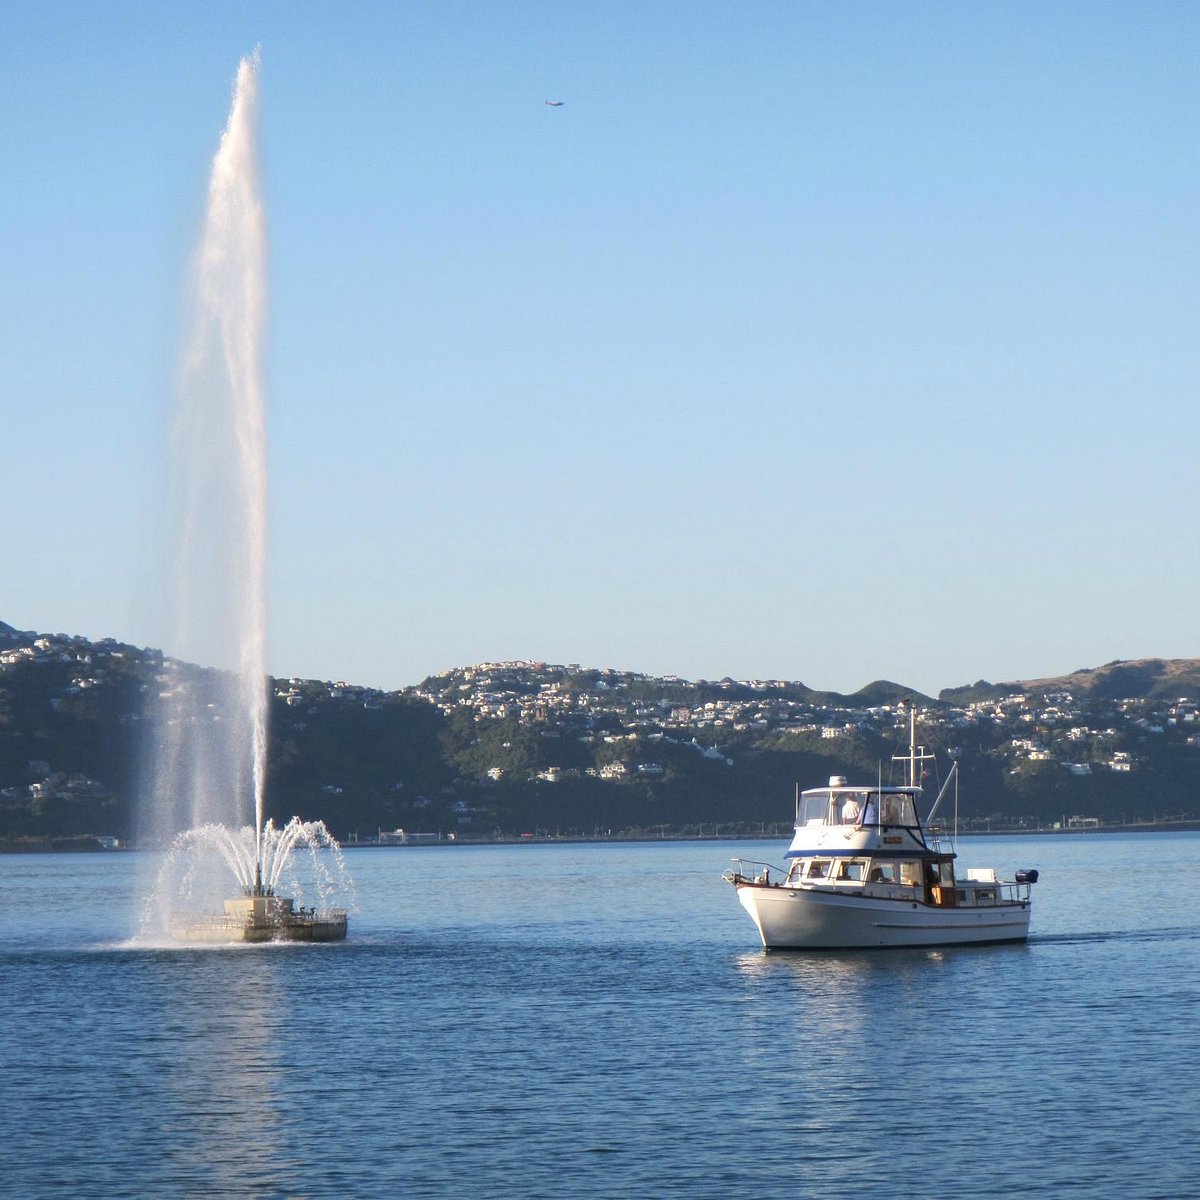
[378,829,441,845]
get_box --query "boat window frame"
[796,786,923,828]
[863,790,920,828]
[867,860,899,884]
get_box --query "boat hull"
[736,882,1030,950]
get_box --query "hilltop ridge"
[941,658,1200,704]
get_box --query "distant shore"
[340,820,1200,848]
[0,835,115,854]
[5,819,1199,854]
[346,820,1200,849]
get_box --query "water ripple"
[3,836,1200,1197]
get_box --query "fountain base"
[171,894,348,944]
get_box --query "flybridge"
[796,781,922,831]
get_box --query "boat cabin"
[780,776,972,904]
[781,850,958,901]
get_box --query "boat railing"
[1002,875,1037,903]
[924,826,955,855]
[956,875,1037,906]
[722,858,783,886]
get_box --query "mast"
[909,705,917,788]
[892,701,936,798]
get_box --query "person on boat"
[862,795,878,824]
[840,796,860,823]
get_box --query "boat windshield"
[797,788,921,827]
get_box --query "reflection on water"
[153,949,296,1197]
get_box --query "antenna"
[891,700,937,789]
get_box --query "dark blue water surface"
[2,834,1198,1198]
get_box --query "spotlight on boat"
[1015,869,1040,884]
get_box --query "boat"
[723,710,1038,949]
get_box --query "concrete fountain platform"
[171,893,348,944]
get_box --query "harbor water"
[2,833,1198,1198]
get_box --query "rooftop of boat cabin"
[800,774,923,797]
[799,784,922,796]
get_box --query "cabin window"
[868,861,898,884]
[797,790,873,826]
[806,860,829,879]
[837,860,866,882]
[798,793,835,825]
[899,861,922,886]
[861,791,919,826]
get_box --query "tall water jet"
[148,50,267,851]
[141,52,350,942]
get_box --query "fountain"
[162,819,349,944]
[142,51,350,943]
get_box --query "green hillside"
[2,622,1198,844]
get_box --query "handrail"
[723,857,784,885]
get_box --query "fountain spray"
[155,50,269,873]
[139,53,351,943]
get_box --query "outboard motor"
[1015,869,1039,885]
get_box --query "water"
[1,833,1198,1198]
[150,49,269,850]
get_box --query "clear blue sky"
[3,1,1197,696]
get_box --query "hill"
[3,622,1198,843]
[940,657,1200,704]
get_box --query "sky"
[2,1,1198,697]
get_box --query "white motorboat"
[723,712,1037,949]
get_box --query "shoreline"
[341,820,1200,848]
[5,819,1199,855]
